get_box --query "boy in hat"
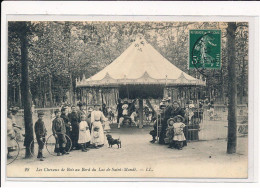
[35,111,47,161]
[52,109,69,156]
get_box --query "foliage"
[8,21,249,107]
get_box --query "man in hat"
[61,107,71,152]
[159,97,173,144]
[35,111,47,161]
[69,105,80,150]
[116,99,123,124]
[52,109,69,156]
[77,101,86,118]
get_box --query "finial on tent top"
[134,35,146,50]
[134,34,145,42]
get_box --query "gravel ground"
[7,120,248,179]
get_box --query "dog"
[106,134,121,148]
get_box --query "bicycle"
[29,134,72,157]
[7,138,20,165]
[29,137,48,157]
[45,134,72,156]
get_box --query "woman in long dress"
[7,111,16,158]
[90,104,106,147]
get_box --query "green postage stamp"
[189,29,221,69]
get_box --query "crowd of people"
[45,103,108,160]
[7,97,205,161]
[8,103,110,161]
[149,97,202,150]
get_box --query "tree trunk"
[240,57,245,104]
[220,67,225,104]
[69,72,74,105]
[227,22,237,154]
[42,78,46,108]
[18,84,22,107]
[13,86,16,106]
[48,74,53,107]
[20,23,34,158]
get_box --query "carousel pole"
[139,98,144,128]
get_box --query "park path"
[7,124,248,178]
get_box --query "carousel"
[76,37,206,128]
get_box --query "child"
[103,117,111,132]
[78,115,91,152]
[35,111,47,161]
[52,109,69,156]
[92,126,100,149]
[130,110,137,126]
[165,118,175,148]
[107,107,114,123]
[172,115,186,150]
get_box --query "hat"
[37,111,44,116]
[173,115,185,123]
[189,104,195,109]
[88,107,93,112]
[167,118,175,125]
[162,97,170,102]
[61,107,67,112]
[77,102,83,107]
[161,98,167,102]
[172,101,181,106]
[54,109,61,114]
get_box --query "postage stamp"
[189,30,221,69]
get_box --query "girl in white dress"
[91,104,105,147]
[173,115,186,150]
[78,115,91,152]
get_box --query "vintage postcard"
[2,2,258,182]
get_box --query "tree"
[12,22,34,158]
[226,22,237,154]
[8,21,248,108]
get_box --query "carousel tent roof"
[76,37,205,88]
